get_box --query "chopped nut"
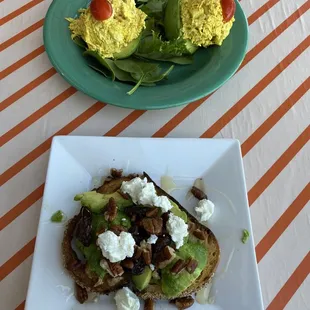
[146,207,159,217]
[110,168,123,178]
[122,259,134,269]
[75,283,88,304]
[170,259,187,274]
[143,249,152,265]
[118,190,131,200]
[142,218,163,235]
[163,246,175,260]
[186,258,198,274]
[188,221,196,233]
[157,247,176,269]
[110,224,127,235]
[191,186,208,200]
[172,296,195,309]
[101,259,124,277]
[133,246,143,260]
[107,276,124,287]
[144,299,155,310]
[193,229,207,240]
[104,197,117,222]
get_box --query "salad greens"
[71,0,195,94]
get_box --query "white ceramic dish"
[25,136,264,310]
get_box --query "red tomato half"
[90,0,113,21]
[220,0,236,22]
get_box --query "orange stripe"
[0,45,45,80]
[200,37,310,138]
[0,102,106,187]
[104,110,146,136]
[247,0,280,25]
[0,19,44,52]
[0,184,44,231]
[248,126,310,206]
[267,251,310,310]
[0,68,56,112]
[256,183,310,263]
[0,238,35,281]
[0,0,44,26]
[242,77,310,156]
[0,87,77,147]
[15,301,25,310]
[152,3,310,138]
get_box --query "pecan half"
[170,259,187,274]
[172,296,195,309]
[142,218,163,235]
[144,299,155,310]
[191,186,208,200]
[110,168,123,178]
[75,207,92,246]
[75,283,88,304]
[143,249,152,265]
[104,197,117,222]
[133,246,143,260]
[163,246,175,260]
[118,190,131,200]
[146,207,159,217]
[187,221,196,233]
[157,246,176,269]
[193,229,207,240]
[186,258,198,274]
[101,259,124,277]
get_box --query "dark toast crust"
[62,174,220,299]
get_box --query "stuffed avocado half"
[63,170,220,305]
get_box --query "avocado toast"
[62,170,220,305]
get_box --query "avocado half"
[113,36,141,59]
[164,0,198,54]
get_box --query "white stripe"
[0,1,49,44]
[0,52,52,101]
[0,200,41,265]
[258,204,310,307]
[243,91,309,190]
[166,4,309,138]
[0,256,33,310]
[0,74,70,136]
[285,275,310,310]
[0,0,35,18]
[250,142,310,245]
[0,28,43,72]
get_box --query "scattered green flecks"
[242,229,250,244]
[51,210,65,223]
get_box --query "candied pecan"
[172,296,194,309]
[121,259,134,269]
[142,218,163,235]
[133,246,143,260]
[75,283,88,304]
[104,197,117,222]
[193,229,207,240]
[118,190,131,200]
[75,207,92,246]
[187,221,196,233]
[163,246,175,260]
[191,186,208,200]
[170,259,186,274]
[110,168,123,178]
[146,207,159,217]
[101,259,124,277]
[143,249,152,265]
[186,258,198,274]
[156,247,176,269]
[144,299,155,310]
[110,225,127,236]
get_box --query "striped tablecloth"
[0,0,309,309]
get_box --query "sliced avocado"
[111,211,131,228]
[132,266,152,291]
[74,191,133,213]
[164,0,198,54]
[170,200,188,222]
[161,241,207,298]
[76,240,107,278]
[113,36,141,59]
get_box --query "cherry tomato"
[220,0,236,22]
[90,0,113,21]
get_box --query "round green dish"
[43,0,248,110]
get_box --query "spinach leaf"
[127,74,145,95]
[83,50,116,81]
[88,64,110,78]
[72,36,87,49]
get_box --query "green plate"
[43,0,248,110]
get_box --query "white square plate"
[26,136,264,310]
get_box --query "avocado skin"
[113,36,141,59]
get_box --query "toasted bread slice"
[62,173,220,299]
